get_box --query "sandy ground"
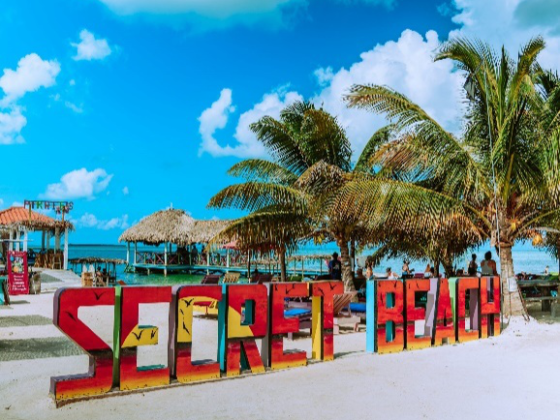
[1,287,560,420]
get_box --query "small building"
[0,206,74,270]
[119,208,231,276]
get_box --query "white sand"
[1,290,559,420]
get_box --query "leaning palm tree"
[208,101,386,289]
[344,37,560,317]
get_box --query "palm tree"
[207,101,386,289]
[344,37,560,317]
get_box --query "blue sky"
[0,0,558,243]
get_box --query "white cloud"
[72,30,113,61]
[313,29,464,152]
[41,168,113,200]
[79,213,99,228]
[0,53,60,103]
[64,101,84,113]
[198,87,303,158]
[450,0,560,70]
[12,201,23,207]
[199,30,461,157]
[0,53,59,146]
[0,198,4,207]
[0,107,26,145]
[122,186,129,195]
[98,214,129,230]
[78,212,129,230]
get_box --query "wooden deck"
[131,263,324,278]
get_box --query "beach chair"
[285,307,312,339]
[222,272,240,284]
[52,252,62,270]
[333,292,360,334]
[251,273,272,284]
[201,274,220,284]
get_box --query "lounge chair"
[333,292,360,333]
[201,274,220,284]
[222,272,241,284]
[285,306,312,340]
[251,273,272,284]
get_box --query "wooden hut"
[119,209,231,275]
[0,206,74,269]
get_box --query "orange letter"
[376,280,404,354]
[404,279,431,350]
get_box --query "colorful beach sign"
[50,277,501,406]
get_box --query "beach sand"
[1,287,559,420]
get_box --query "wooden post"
[23,228,28,252]
[9,230,13,251]
[134,242,138,264]
[206,245,210,275]
[63,227,69,270]
[226,248,230,271]
[126,242,130,265]
[350,240,356,273]
[55,227,60,251]
[164,243,168,277]
[15,231,20,251]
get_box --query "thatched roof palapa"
[190,220,231,244]
[119,209,195,245]
[119,209,231,246]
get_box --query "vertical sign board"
[8,250,29,295]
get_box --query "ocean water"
[67,242,559,283]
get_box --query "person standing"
[328,252,342,280]
[402,260,411,278]
[424,263,432,278]
[480,251,498,276]
[468,254,478,276]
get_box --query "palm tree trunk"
[337,239,355,291]
[499,244,526,317]
[279,247,287,282]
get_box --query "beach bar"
[0,206,74,270]
[119,209,231,276]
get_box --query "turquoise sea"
[67,242,559,284]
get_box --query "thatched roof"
[119,209,232,245]
[190,220,231,244]
[0,207,74,233]
[119,209,195,245]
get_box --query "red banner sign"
[8,251,29,295]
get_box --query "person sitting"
[328,252,342,280]
[468,253,478,276]
[353,268,367,291]
[480,251,498,276]
[386,267,399,280]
